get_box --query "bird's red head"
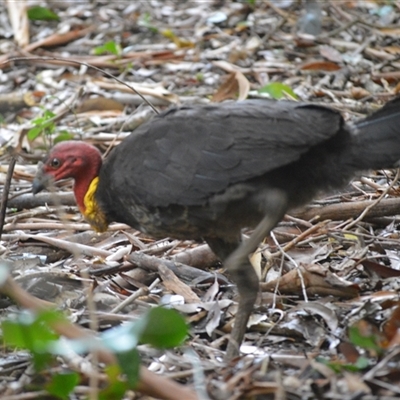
[32,141,106,230]
[34,141,102,184]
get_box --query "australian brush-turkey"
[32,97,400,360]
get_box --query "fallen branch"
[127,251,228,285]
[291,197,400,222]
[7,192,75,209]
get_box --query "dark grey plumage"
[96,98,400,244]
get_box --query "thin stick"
[0,154,17,239]
[344,169,400,231]
[4,56,159,115]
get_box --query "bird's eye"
[50,158,61,168]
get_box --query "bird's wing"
[100,100,344,207]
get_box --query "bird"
[32,97,400,360]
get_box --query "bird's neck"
[73,162,109,232]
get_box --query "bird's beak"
[32,161,53,194]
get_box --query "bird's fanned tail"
[353,96,400,170]
[356,96,400,128]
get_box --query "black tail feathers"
[352,96,400,170]
[356,96,400,130]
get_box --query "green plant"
[27,109,56,141]
[257,82,298,100]
[316,355,369,374]
[2,307,188,399]
[27,108,73,144]
[27,6,60,22]
[138,12,159,33]
[93,41,122,57]
[348,325,383,355]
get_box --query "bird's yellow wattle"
[82,177,108,232]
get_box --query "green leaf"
[33,352,53,371]
[316,355,369,374]
[2,309,65,350]
[46,372,79,399]
[349,326,382,354]
[140,307,188,348]
[28,109,56,140]
[32,117,45,127]
[138,12,158,33]
[94,41,122,56]
[316,356,342,373]
[54,131,74,143]
[115,348,140,387]
[43,110,56,119]
[353,356,369,369]
[2,309,66,370]
[27,126,43,141]
[28,6,60,21]
[258,82,298,100]
[100,365,129,400]
[101,307,187,353]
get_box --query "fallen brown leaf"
[25,27,93,52]
[261,264,359,298]
[211,70,250,102]
[300,60,342,71]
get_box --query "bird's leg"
[224,189,288,361]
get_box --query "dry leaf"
[202,276,220,302]
[343,372,371,394]
[6,0,29,47]
[211,71,250,102]
[211,72,238,103]
[319,45,343,63]
[300,60,342,71]
[379,28,400,37]
[235,70,250,100]
[261,264,359,298]
[382,302,400,345]
[361,259,400,279]
[205,300,221,336]
[25,27,93,52]
[382,46,400,55]
[249,248,262,280]
[338,341,360,363]
[295,300,338,332]
[350,87,370,100]
[77,97,125,113]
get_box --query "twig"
[270,220,328,258]
[0,153,17,240]
[2,222,130,232]
[319,17,360,39]
[18,233,112,258]
[4,56,159,115]
[110,278,160,314]
[270,231,308,302]
[343,169,400,231]
[291,196,400,223]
